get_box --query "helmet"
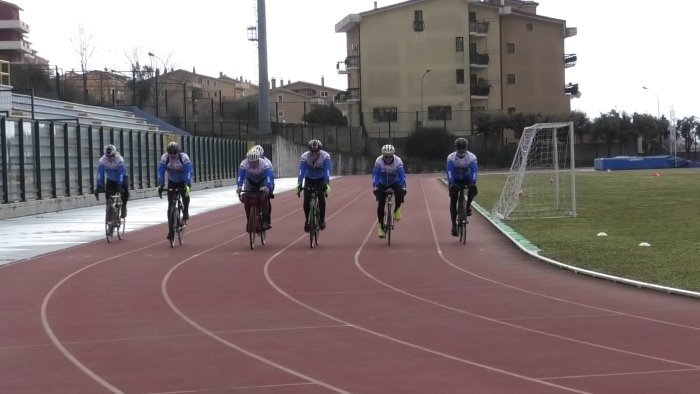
[455,137,468,151]
[381,144,395,157]
[167,141,180,154]
[252,145,264,156]
[247,150,261,162]
[308,139,322,152]
[104,144,117,157]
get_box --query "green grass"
[476,168,700,292]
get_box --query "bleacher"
[9,94,167,133]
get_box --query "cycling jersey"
[297,150,331,184]
[446,151,478,185]
[373,155,406,188]
[158,152,193,186]
[237,158,275,191]
[97,154,126,188]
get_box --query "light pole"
[642,85,661,153]
[419,68,431,126]
[148,52,166,118]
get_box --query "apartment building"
[335,0,577,136]
[0,0,32,64]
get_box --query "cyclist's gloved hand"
[157,185,163,198]
[94,186,102,200]
[296,183,303,197]
[236,186,242,196]
[184,185,190,196]
[324,184,331,197]
[373,187,378,196]
[402,187,407,196]
[468,184,478,195]
[260,186,269,194]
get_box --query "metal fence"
[0,117,270,204]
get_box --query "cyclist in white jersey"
[372,144,406,238]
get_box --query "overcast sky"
[21,0,699,120]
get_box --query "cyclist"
[157,141,193,241]
[296,139,331,232]
[446,137,478,236]
[236,149,275,229]
[372,144,406,238]
[94,144,129,219]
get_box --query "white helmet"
[381,144,395,157]
[246,150,260,162]
[252,145,264,156]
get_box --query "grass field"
[476,168,700,292]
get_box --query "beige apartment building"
[335,0,577,136]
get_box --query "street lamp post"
[642,85,661,153]
[420,68,432,126]
[148,52,167,118]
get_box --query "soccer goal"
[492,122,577,220]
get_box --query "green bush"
[405,127,454,161]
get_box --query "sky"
[20,0,699,120]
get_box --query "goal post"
[492,122,577,220]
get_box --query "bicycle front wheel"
[176,204,185,245]
[105,204,114,243]
[458,196,467,244]
[309,205,318,248]
[385,203,393,246]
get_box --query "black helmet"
[455,138,468,151]
[104,144,117,157]
[308,139,322,152]
[167,141,180,154]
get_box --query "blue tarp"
[594,155,700,170]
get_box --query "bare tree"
[70,25,95,103]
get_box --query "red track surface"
[3,174,700,393]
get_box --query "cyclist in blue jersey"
[237,149,275,229]
[446,137,478,236]
[372,144,406,238]
[296,139,331,232]
[157,141,193,241]
[95,144,129,219]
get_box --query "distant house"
[268,78,345,124]
[0,0,33,63]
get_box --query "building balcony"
[335,88,360,103]
[336,55,360,74]
[0,19,30,33]
[565,27,577,38]
[564,53,577,68]
[469,21,489,36]
[565,83,580,98]
[0,39,32,53]
[470,85,490,99]
[469,52,489,68]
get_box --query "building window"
[277,94,283,102]
[373,107,398,122]
[278,110,285,118]
[320,91,329,97]
[456,69,465,84]
[413,10,424,31]
[508,107,516,114]
[428,106,452,121]
[471,106,485,113]
[197,77,203,83]
[455,37,464,52]
[507,43,515,53]
[507,74,516,84]
[469,12,476,21]
[526,23,533,31]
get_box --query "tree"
[677,116,699,155]
[632,113,658,154]
[70,25,95,103]
[592,110,622,157]
[569,110,591,144]
[302,105,347,126]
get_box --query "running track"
[2,174,700,393]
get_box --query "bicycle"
[304,185,322,248]
[456,185,469,244]
[242,190,268,250]
[161,187,186,247]
[383,189,395,246]
[101,190,124,243]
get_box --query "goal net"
[492,122,577,220]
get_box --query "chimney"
[280,79,284,87]
[374,1,377,9]
[321,76,325,86]
[271,77,276,89]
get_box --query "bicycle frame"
[243,191,267,250]
[167,187,186,247]
[384,190,394,246]
[304,186,321,248]
[456,185,468,244]
[104,190,124,242]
